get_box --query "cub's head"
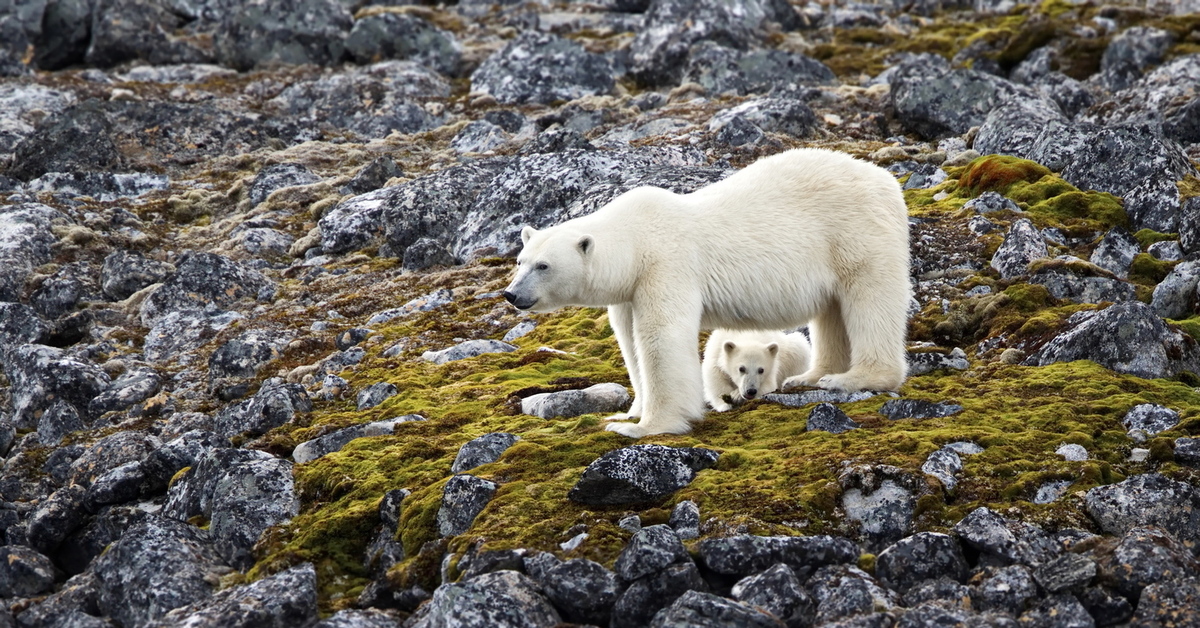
[722,339,780,401]
[502,225,593,312]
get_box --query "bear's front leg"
[605,300,704,437]
[604,303,644,422]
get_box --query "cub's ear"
[724,341,736,354]
[767,343,779,356]
[521,226,537,244]
[578,235,594,255]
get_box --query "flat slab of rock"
[521,383,630,419]
[806,403,859,434]
[879,399,964,420]
[422,339,516,364]
[293,415,425,464]
[568,445,719,506]
[907,347,969,376]
[451,432,520,473]
[765,389,883,406]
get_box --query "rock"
[521,383,631,419]
[402,237,458,271]
[1059,122,1192,233]
[141,430,231,493]
[26,171,169,201]
[809,564,900,624]
[1150,260,1200,319]
[963,191,1021,214]
[232,227,294,261]
[953,506,1060,566]
[1084,474,1200,548]
[1091,526,1200,600]
[1088,228,1140,279]
[0,302,49,349]
[471,31,612,105]
[83,0,210,68]
[356,382,398,410]
[451,120,508,154]
[1024,302,1200,379]
[2,344,110,429]
[841,473,917,552]
[1131,577,1200,627]
[766,389,883,406]
[990,218,1047,279]
[93,516,228,627]
[365,289,455,326]
[316,609,401,628]
[409,570,560,628]
[144,309,243,363]
[247,163,321,207]
[144,562,316,627]
[214,379,312,437]
[731,563,814,627]
[26,484,88,554]
[1016,593,1093,628]
[1057,444,1088,461]
[807,403,860,434]
[344,12,460,76]
[88,366,161,417]
[13,570,105,627]
[875,532,969,594]
[685,44,834,96]
[1100,27,1174,92]
[6,102,121,180]
[28,261,98,319]
[207,455,298,569]
[615,524,690,582]
[1176,437,1200,466]
[974,100,1067,160]
[84,461,145,509]
[0,203,60,301]
[422,339,517,364]
[879,399,963,420]
[437,474,497,537]
[669,500,699,540]
[37,401,85,446]
[1029,263,1137,305]
[1148,242,1182,263]
[907,347,969,376]
[697,534,858,580]
[292,415,423,464]
[451,432,520,474]
[341,156,403,196]
[539,558,621,626]
[612,562,709,628]
[972,565,1039,615]
[891,65,1050,139]
[649,590,785,627]
[568,444,719,506]
[214,0,352,70]
[1033,553,1096,594]
[1180,198,1200,255]
[1122,404,1180,439]
[922,447,963,491]
[139,252,272,326]
[0,545,58,597]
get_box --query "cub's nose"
[745,388,758,399]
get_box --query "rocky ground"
[3,0,1200,626]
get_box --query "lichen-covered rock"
[422,339,517,364]
[214,378,312,437]
[875,532,970,594]
[344,12,460,76]
[141,430,230,493]
[29,261,100,319]
[5,103,121,180]
[1090,526,1200,600]
[953,506,1060,566]
[88,366,161,417]
[708,97,819,140]
[1033,553,1096,594]
[0,203,61,301]
[37,400,85,446]
[0,545,59,597]
[1025,302,1200,379]
[26,171,170,201]
[247,162,321,207]
[521,383,631,419]
[808,564,900,624]
[1150,260,1200,319]
[451,432,521,474]
[568,444,719,506]
[1176,437,1200,466]
[93,516,228,627]
[807,403,860,434]
[922,447,964,491]
[26,484,88,554]
[538,558,621,626]
[649,589,785,627]
[906,347,969,376]
[1029,264,1137,305]
[972,565,1039,615]
[963,191,1021,214]
[213,0,351,70]
[409,570,560,628]
[163,448,272,520]
[139,252,272,326]
[1099,26,1174,92]
[292,415,424,464]
[356,382,398,410]
[144,309,244,363]
[1084,474,1200,548]
[879,399,964,420]
[147,562,318,628]
[891,64,1051,140]
[685,43,834,96]
[974,100,1067,160]
[614,524,690,582]
[437,474,498,537]
[84,460,145,509]
[205,455,299,569]
[451,120,508,155]
[1131,577,1200,626]
[207,329,293,395]
[669,500,699,540]
[697,534,858,580]
[840,471,918,553]
[731,563,815,626]
[990,218,1047,279]
[341,156,403,197]
[612,561,709,628]
[1121,403,1180,439]
[470,31,613,105]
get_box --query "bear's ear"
[577,235,593,255]
[767,343,779,356]
[521,226,537,244]
[724,341,736,354]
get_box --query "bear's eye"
[535,262,549,271]
[738,366,746,374]
[758,368,764,374]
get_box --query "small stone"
[356,382,398,410]
[1122,403,1180,438]
[619,515,642,533]
[614,524,690,582]
[766,389,882,406]
[807,403,859,434]
[422,339,517,364]
[610,562,708,628]
[411,570,560,628]
[879,399,963,420]
[922,448,963,491]
[291,415,424,464]
[436,474,497,537]
[1034,480,1074,504]
[696,535,859,580]
[1056,444,1088,461]
[1175,437,1200,466]
[0,545,59,597]
[1131,577,1200,626]
[963,191,1021,213]
[521,383,630,419]
[451,432,521,473]
[568,445,719,506]
[150,562,318,627]
[1089,227,1140,279]
[972,565,1039,615]
[1016,593,1094,628]
[669,500,700,540]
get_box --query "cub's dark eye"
[536,263,549,271]
[738,366,746,374]
[758,368,764,374]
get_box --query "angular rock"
[84,461,145,509]
[540,558,621,626]
[809,565,900,625]
[1131,577,1200,627]
[990,218,1047,279]
[247,163,321,207]
[875,533,970,594]
[88,366,161,417]
[26,171,169,201]
[766,389,883,406]
[341,156,403,197]
[214,0,352,70]
[2,343,109,429]
[1122,403,1180,439]
[437,474,497,537]
[807,403,860,434]
[141,430,231,493]
[615,524,690,582]
[963,191,1021,214]
[68,430,160,486]
[841,475,917,552]
[451,120,508,154]
[0,545,58,597]
[0,203,59,301]
[521,383,631,419]
[1033,553,1096,594]
[147,562,318,628]
[292,415,423,464]
[1025,302,1200,379]
[669,500,700,540]
[1176,437,1200,466]
[922,447,963,491]
[1057,444,1088,461]
[26,484,88,554]
[409,570,560,628]
[471,31,612,105]
[568,444,719,506]
[879,399,963,420]
[402,237,458,271]
[1100,26,1174,92]
[1181,197,1200,255]
[422,339,517,364]
[344,12,460,76]
[686,44,834,96]
[907,347,969,376]
[612,562,709,628]
[1084,474,1200,548]
[37,400,85,446]
[93,516,228,628]
[1151,260,1200,319]
[974,100,1067,160]
[139,252,272,326]
[1091,526,1200,600]
[29,261,100,319]
[214,379,312,437]
[208,456,298,570]
[1089,228,1140,279]
[451,432,520,474]
[697,534,859,580]
[649,590,784,628]
[356,382,398,410]
[732,563,814,627]
[891,65,1050,139]
[972,565,1039,615]
[953,507,1060,566]
[208,329,292,394]
[6,103,121,180]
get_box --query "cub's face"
[723,341,780,401]
[502,226,593,312]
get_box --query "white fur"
[503,148,911,438]
[703,329,811,412]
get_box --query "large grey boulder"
[139,252,272,326]
[1099,26,1174,92]
[990,218,1046,279]
[214,378,312,437]
[345,12,460,76]
[891,64,1051,140]
[408,570,560,628]
[0,203,60,301]
[470,31,613,105]
[875,532,969,594]
[147,563,318,628]
[3,343,109,428]
[536,558,621,626]
[213,0,352,70]
[521,383,631,419]
[144,309,243,363]
[568,444,719,506]
[973,100,1067,160]
[1151,260,1200,319]
[683,43,834,96]
[1024,302,1200,379]
[696,534,858,580]
[1083,473,1200,548]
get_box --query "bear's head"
[722,339,780,401]
[502,225,594,312]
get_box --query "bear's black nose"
[745,388,758,398]
[502,291,517,305]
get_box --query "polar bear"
[703,329,811,412]
[502,148,910,438]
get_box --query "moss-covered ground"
[236,152,1200,614]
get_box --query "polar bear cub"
[703,330,811,412]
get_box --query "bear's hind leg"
[816,281,907,392]
[782,303,850,389]
[605,303,644,421]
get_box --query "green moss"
[1128,253,1175,287]
[1134,229,1179,248]
[958,156,1052,198]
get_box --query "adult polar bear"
[503,148,910,438]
